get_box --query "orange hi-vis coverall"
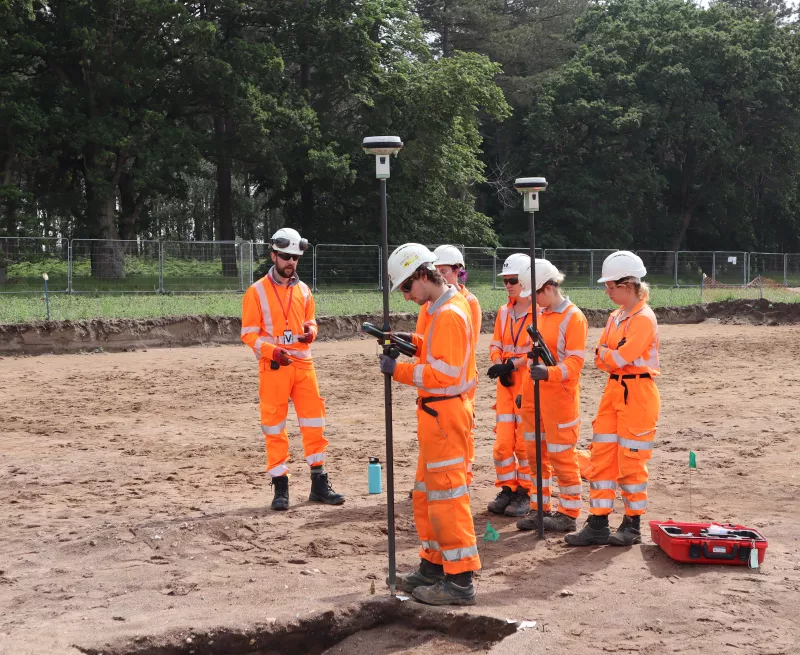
[519,298,588,517]
[241,267,327,478]
[395,286,480,575]
[416,284,480,483]
[489,301,533,493]
[589,299,661,517]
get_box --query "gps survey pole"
[515,177,549,538]
[363,136,404,594]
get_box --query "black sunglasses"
[400,277,415,293]
[503,277,519,285]
[276,252,300,262]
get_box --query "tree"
[518,0,800,252]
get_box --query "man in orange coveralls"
[379,243,479,606]
[565,251,661,547]
[241,228,344,511]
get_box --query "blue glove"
[530,364,549,381]
[379,354,397,376]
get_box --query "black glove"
[487,362,514,379]
[530,364,549,381]
[379,354,397,375]
[499,372,514,387]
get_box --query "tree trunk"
[214,114,238,278]
[118,172,146,245]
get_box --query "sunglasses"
[400,277,415,293]
[277,252,300,262]
[503,277,519,286]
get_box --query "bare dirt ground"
[2,323,800,655]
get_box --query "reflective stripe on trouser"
[519,375,582,516]
[588,375,660,516]
[492,378,531,491]
[413,396,480,575]
[466,389,476,485]
[259,362,328,477]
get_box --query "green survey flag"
[483,522,500,542]
[689,451,697,469]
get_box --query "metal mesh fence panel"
[636,251,676,287]
[161,241,248,292]
[70,239,161,292]
[317,244,380,291]
[676,251,714,286]
[713,251,746,285]
[589,249,619,287]
[542,249,593,288]
[786,254,800,287]
[463,246,495,288]
[747,253,786,286]
[0,237,69,293]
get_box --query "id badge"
[283,329,294,345]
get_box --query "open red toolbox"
[649,520,768,566]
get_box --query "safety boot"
[608,515,642,546]
[518,510,577,532]
[504,489,530,517]
[388,558,444,593]
[270,475,289,511]
[487,486,515,514]
[308,467,345,505]
[543,511,577,532]
[564,514,611,546]
[412,571,476,606]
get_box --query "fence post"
[250,240,254,286]
[589,250,594,287]
[159,241,166,293]
[785,254,789,287]
[312,244,317,293]
[743,252,747,286]
[673,251,678,287]
[67,240,73,294]
[712,251,716,283]
[492,250,497,289]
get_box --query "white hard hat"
[387,243,437,292]
[520,259,562,298]
[498,252,531,277]
[271,227,308,256]
[433,245,464,267]
[597,250,647,283]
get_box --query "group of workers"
[241,228,661,608]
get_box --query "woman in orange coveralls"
[565,251,661,547]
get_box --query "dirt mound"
[1,299,798,355]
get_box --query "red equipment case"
[649,520,768,566]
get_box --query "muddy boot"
[487,486,515,514]
[543,511,577,533]
[504,489,530,517]
[270,475,289,511]
[564,514,611,546]
[308,467,345,505]
[388,559,444,593]
[412,571,476,606]
[608,515,642,546]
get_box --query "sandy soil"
[1,323,800,654]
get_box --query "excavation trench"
[77,598,522,655]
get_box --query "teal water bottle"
[368,457,382,494]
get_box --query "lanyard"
[268,276,294,329]
[508,306,528,349]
